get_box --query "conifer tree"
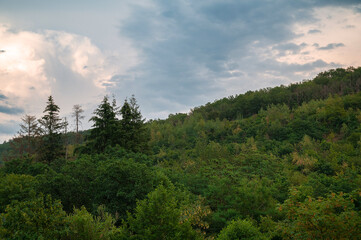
[38,96,64,163]
[119,95,149,153]
[88,96,119,152]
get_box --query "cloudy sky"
[0,0,361,142]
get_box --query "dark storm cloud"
[114,0,360,115]
[318,43,345,50]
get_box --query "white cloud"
[0,24,140,139]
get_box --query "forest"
[0,66,361,239]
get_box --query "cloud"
[0,105,23,115]
[113,0,361,117]
[308,29,322,34]
[0,94,7,100]
[317,43,345,50]
[273,42,308,56]
[0,24,139,138]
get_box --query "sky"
[0,0,361,142]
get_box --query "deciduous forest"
[1,67,361,239]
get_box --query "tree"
[66,206,119,240]
[92,158,157,220]
[88,96,119,153]
[277,189,361,240]
[62,117,69,160]
[38,96,63,135]
[119,95,150,153]
[125,185,200,240]
[0,194,67,239]
[72,104,85,134]
[19,115,39,138]
[216,219,267,240]
[9,115,40,156]
[38,96,64,163]
[0,174,38,212]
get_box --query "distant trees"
[8,94,149,161]
[192,67,361,121]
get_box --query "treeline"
[1,67,361,239]
[193,67,361,120]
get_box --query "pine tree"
[88,96,119,152]
[119,95,149,153]
[38,96,63,135]
[38,96,64,163]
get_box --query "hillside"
[192,67,361,121]
[0,67,361,239]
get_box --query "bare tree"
[19,115,39,138]
[16,114,40,154]
[72,104,85,133]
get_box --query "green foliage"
[0,174,38,212]
[216,219,267,240]
[38,95,64,163]
[3,156,49,176]
[66,206,119,240]
[277,189,361,240]
[93,157,159,219]
[192,67,361,121]
[0,194,67,240]
[1,67,361,239]
[119,96,150,153]
[88,96,119,153]
[86,95,150,154]
[36,170,85,213]
[125,184,201,240]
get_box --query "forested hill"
[192,67,361,121]
[1,67,361,239]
